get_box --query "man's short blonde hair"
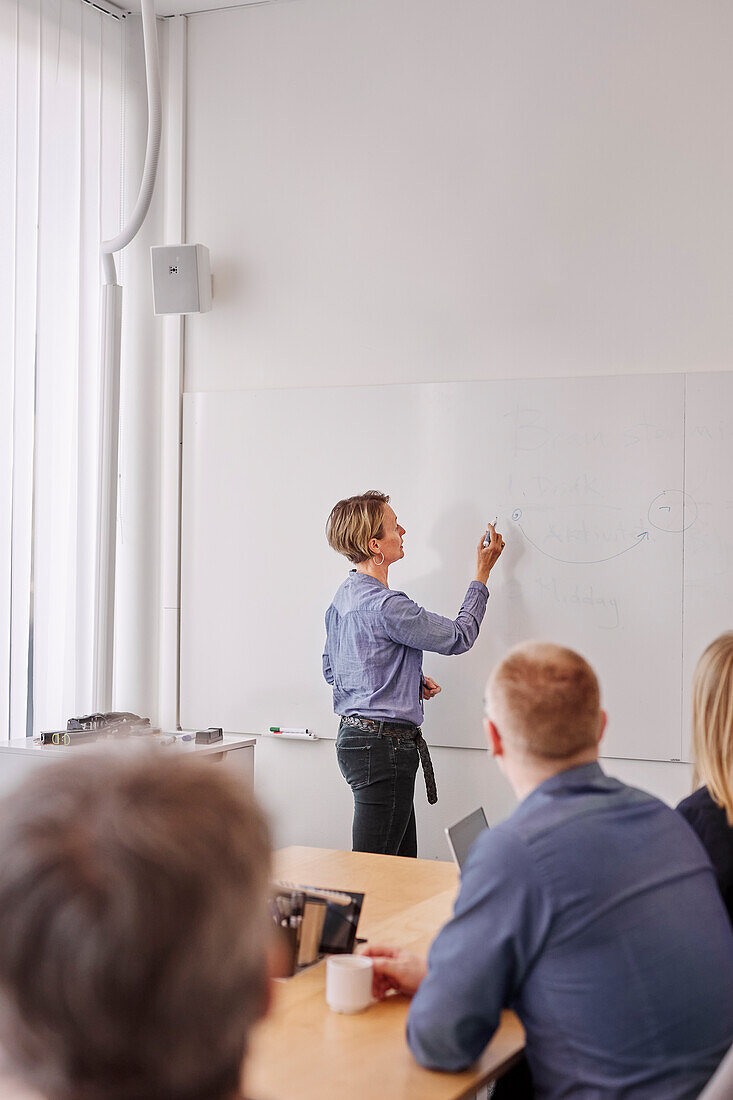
[691,632,733,825]
[486,641,601,760]
[326,490,389,564]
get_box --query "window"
[1,0,126,738]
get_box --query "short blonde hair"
[691,632,733,825]
[486,641,601,760]
[326,490,389,564]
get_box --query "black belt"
[340,715,438,805]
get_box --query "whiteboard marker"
[269,726,314,737]
[483,517,498,548]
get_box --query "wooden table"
[247,846,525,1100]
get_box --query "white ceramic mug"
[325,954,374,1014]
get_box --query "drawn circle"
[647,490,697,533]
[512,508,522,522]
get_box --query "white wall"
[185,0,733,393]
[180,0,733,855]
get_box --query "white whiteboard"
[682,374,733,744]
[180,372,733,760]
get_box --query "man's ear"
[485,718,503,758]
[597,710,607,747]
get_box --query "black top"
[677,785,733,923]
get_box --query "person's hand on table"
[358,944,427,1000]
[422,676,442,701]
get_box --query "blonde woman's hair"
[691,632,733,825]
[326,490,389,564]
[486,641,601,760]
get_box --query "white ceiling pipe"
[93,0,161,711]
[101,0,162,287]
[93,284,123,711]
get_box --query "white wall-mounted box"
[151,243,212,315]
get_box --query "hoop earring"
[373,552,385,567]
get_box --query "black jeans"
[336,719,420,857]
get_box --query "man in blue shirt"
[364,642,733,1099]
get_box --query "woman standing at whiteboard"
[323,490,504,857]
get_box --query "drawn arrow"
[515,524,650,565]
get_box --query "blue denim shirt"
[323,573,488,725]
[407,763,733,1099]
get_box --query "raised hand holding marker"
[483,517,498,547]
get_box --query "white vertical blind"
[0,0,16,739]
[1,0,126,738]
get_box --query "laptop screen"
[445,807,489,868]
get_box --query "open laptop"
[445,807,489,869]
